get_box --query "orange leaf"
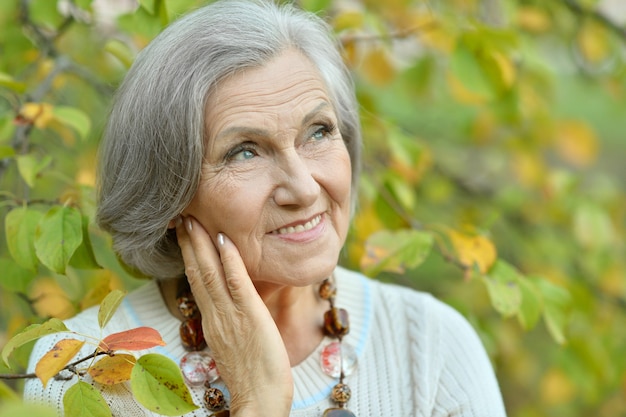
[88,354,136,385]
[99,327,166,352]
[35,339,85,387]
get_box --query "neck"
[159,277,328,366]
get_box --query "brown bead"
[177,294,199,318]
[323,307,350,337]
[211,410,230,417]
[204,387,226,411]
[331,383,352,405]
[322,408,356,417]
[180,317,206,351]
[319,279,337,300]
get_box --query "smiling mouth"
[271,214,322,235]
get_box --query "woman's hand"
[176,216,293,417]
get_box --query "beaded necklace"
[175,277,357,416]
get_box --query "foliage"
[0,0,624,416]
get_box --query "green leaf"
[156,0,169,26]
[139,0,155,14]
[573,203,615,249]
[516,276,542,330]
[537,278,571,344]
[34,205,83,274]
[16,154,52,188]
[98,290,126,329]
[0,380,20,402]
[0,402,57,417]
[69,215,101,270]
[0,72,27,93]
[52,106,91,141]
[63,381,112,417]
[0,145,15,159]
[131,353,198,416]
[1,318,69,367]
[361,229,434,276]
[450,38,492,99]
[104,39,135,69]
[0,257,37,293]
[483,260,522,317]
[5,207,42,271]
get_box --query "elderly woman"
[25,0,506,416]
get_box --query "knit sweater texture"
[24,266,507,416]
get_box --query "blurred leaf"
[97,289,126,329]
[104,39,135,69]
[573,203,614,250]
[0,145,15,159]
[516,5,551,33]
[0,257,37,293]
[30,277,76,319]
[536,278,571,344]
[88,354,136,385]
[0,380,20,402]
[1,318,69,367]
[450,39,492,100]
[52,106,91,141]
[361,229,434,276]
[447,229,497,274]
[516,276,542,330]
[577,20,612,64]
[333,10,364,32]
[34,205,83,274]
[554,119,599,167]
[139,0,156,14]
[0,72,26,93]
[483,260,522,317]
[35,339,85,387]
[18,102,54,129]
[5,207,42,271]
[16,154,52,188]
[361,47,396,86]
[69,215,101,270]
[131,353,198,415]
[0,402,57,417]
[99,327,165,351]
[63,380,112,417]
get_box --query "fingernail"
[184,217,193,232]
[217,233,225,246]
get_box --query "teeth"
[274,215,321,235]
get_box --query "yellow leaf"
[577,21,611,64]
[88,354,136,385]
[360,47,396,86]
[447,73,487,105]
[554,120,599,167]
[35,339,85,387]
[333,10,364,32]
[29,278,76,320]
[516,6,551,33]
[447,229,497,274]
[540,368,576,405]
[511,151,546,188]
[488,50,516,91]
[18,103,54,129]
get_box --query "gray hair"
[96,0,362,279]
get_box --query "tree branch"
[0,349,108,380]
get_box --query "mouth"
[270,214,323,235]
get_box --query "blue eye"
[310,124,336,141]
[232,149,256,161]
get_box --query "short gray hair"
[96,0,362,279]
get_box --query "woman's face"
[184,49,352,287]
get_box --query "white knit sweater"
[24,267,507,416]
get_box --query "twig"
[340,20,438,45]
[0,349,108,380]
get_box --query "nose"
[272,149,320,208]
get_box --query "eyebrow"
[213,101,331,141]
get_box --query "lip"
[268,213,326,242]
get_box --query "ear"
[167,217,179,229]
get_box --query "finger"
[216,232,258,305]
[176,216,229,305]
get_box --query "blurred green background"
[1,0,625,416]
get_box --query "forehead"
[204,49,332,131]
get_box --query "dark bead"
[322,408,356,417]
[319,280,337,300]
[180,317,206,351]
[204,387,226,411]
[331,383,351,405]
[177,294,199,318]
[211,410,230,417]
[323,307,350,337]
